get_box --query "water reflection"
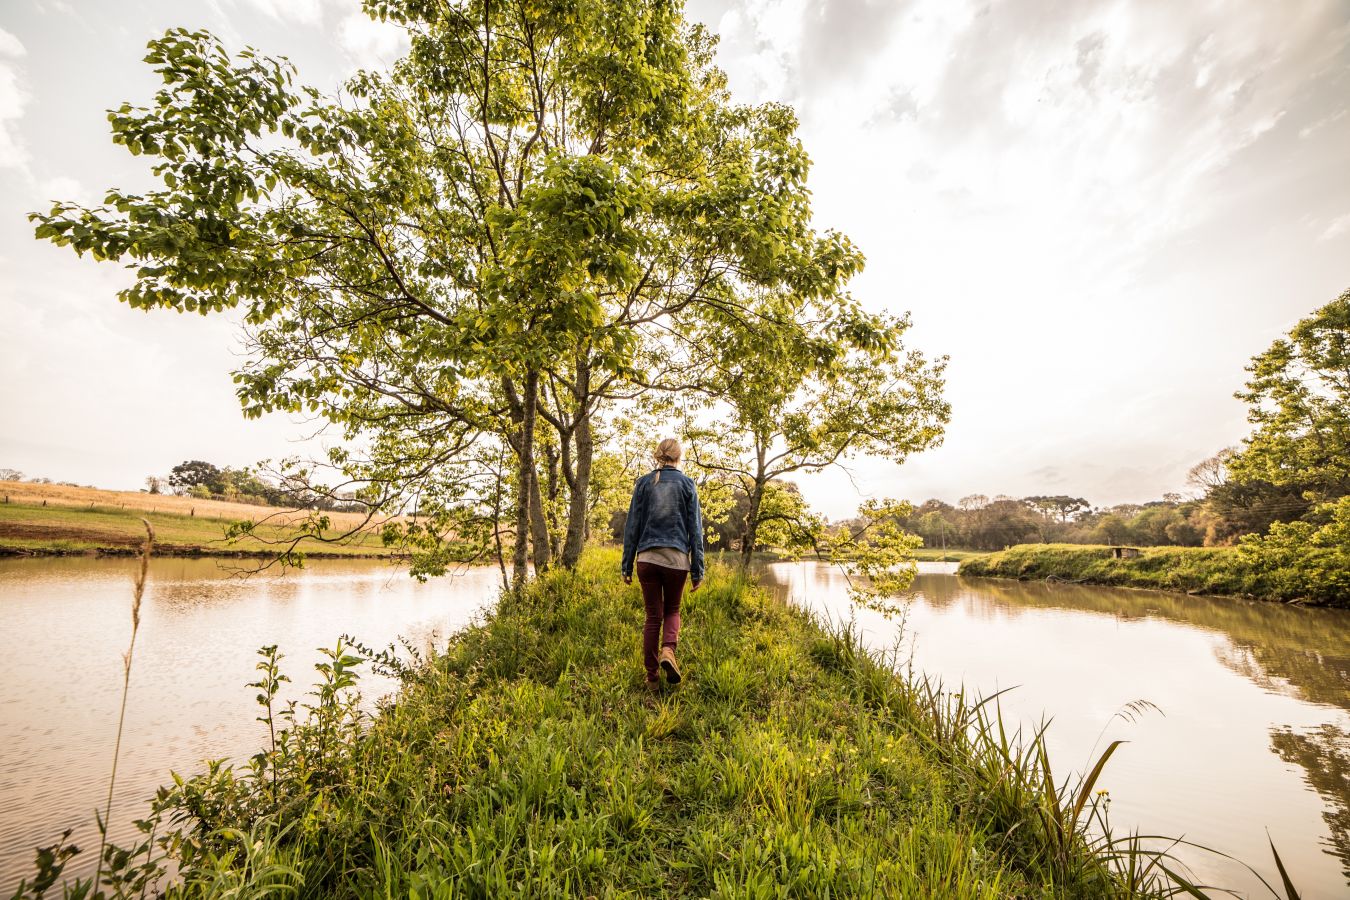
[933,576,1350,713]
[758,561,1350,900]
[0,557,498,890]
[1272,724,1350,881]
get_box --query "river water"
[0,556,1346,897]
[758,561,1350,899]
[0,556,500,889]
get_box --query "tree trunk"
[739,442,768,571]
[561,356,593,569]
[507,371,539,588]
[562,408,593,568]
[739,481,764,571]
[543,443,562,561]
[529,453,551,574]
[492,450,509,590]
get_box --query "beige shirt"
[636,546,690,570]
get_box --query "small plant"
[247,644,290,802]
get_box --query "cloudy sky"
[1,0,1347,518]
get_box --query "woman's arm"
[621,477,646,582]
[686,479,705,585]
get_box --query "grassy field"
[0,482,392,557]
[38,549,1215,897]
[959,543,1347,607]
[749,547,987,564]
[911,546,988,563]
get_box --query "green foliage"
[1236,496,1350,601]
[817,499,923,615]
[686,296,949,563]
[168,461,222,495]
[1175,291,1350,547]
[1229,288,1350,502]
[895,496,1216,552]
[31,3,884,584]
[1025,495,1091,523]
[18,550,1216,897]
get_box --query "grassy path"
[56,549,1205,898]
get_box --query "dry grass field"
[0,481,395,557]
[0,481,377,529]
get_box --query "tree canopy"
[685,298,948,565]
[1229,288,1350,502]
[32,0,883,585]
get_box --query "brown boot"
[659,646,682,684]
[645,678,661,694]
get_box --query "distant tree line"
[0,468,85,488]
[862,493,1203,552]
[871,291,1350,569]
[151,460,365,512]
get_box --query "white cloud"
[337,11,408,70]
[38,174,89,206]
[1319,213,1350,242]
[242,0,327,27]
[0,26,29,171]
[1299,108,1346,139]
[687,0,1350,514]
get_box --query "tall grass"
[12,548,1303,897]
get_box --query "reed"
[93,519,153,893]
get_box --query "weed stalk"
[94,518,153,892]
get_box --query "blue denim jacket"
[621,466,705,583]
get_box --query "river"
[1,556,1346,897]
[759,561,1350,899]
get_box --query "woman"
[621,437,705,692]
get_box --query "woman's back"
[621,459,704,586]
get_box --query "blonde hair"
[653,437,682,467]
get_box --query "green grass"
[911,547,989,563]
[745,547,988,563]
[0,502,393,557]
[958,543,1346,607]
[25,549,1223,898]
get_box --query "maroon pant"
[636,561,686,680]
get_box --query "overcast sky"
[1,0,1347,519]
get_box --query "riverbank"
[35,549,1211,897]
[0,497,394,558]
[748,547,987,563]
[958,543,1347,608]
[911,546,988,562]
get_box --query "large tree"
[168,460,224,496]
[1228,288,1350,503]
[33,1,856,585]
[686,298,948,568]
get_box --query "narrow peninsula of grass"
[959,543,1347,607]
[33,549,1209,898]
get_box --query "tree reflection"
[939,575,1350,712]
[1271,724,1350,881]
